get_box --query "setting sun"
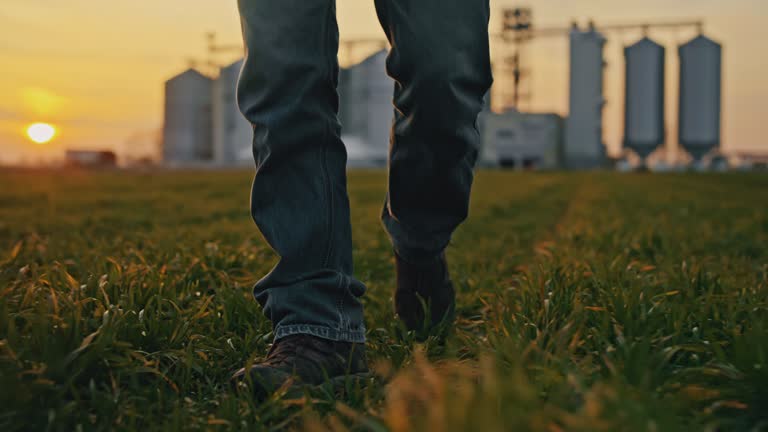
[27,123,57,144]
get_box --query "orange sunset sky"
[1,0,766,165]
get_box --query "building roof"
[166,68,211,84]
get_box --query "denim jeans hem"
[382,210,452,266]
[274,324,367,343]
[393,244,446,267]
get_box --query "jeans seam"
[274,323,366,343]
[320,0,336,269]
[320,129,334,268]
[337,273,347,328]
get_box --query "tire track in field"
[449,173,584,339]
[452,173,577,260]
[450,173,603,352]
[523,174,605,268]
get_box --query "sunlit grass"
[0,170,766,431]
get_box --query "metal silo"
[338,49,391,166]
[565,27,606,169]
[678,35,722,161]
[623,37,666,161]
[213,59,253,165]
[163,69,213,164]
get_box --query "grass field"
[1,170,767,431]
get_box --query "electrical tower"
[500,7,534,111]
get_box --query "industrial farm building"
[480,112,564,169]
[162,50,560,170]
[65,150,118,168]
[163,51,394,168]
[338,50,392,166]
[212,60,252,165]
[162,21,724,171]
[163,61,251,166]
[163,69,213,164]
[565,28,607,169]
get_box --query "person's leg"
[236,0,366,345]
[374,0,493,262]
[233,0,368,396]
[374,0,493,332]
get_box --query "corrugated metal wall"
[212,60,253,165]
[338,49,391,166]
[163,69,213,164]
[565,29,606,168]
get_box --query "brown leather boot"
[231,334,368,397]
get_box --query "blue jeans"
[237,0,493,343]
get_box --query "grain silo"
[338,49,392,166]
[565,27,607,169]
[212,59,253,165]
[678,35,722,161]
[163,69,213,164]
[623,37,666,162]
